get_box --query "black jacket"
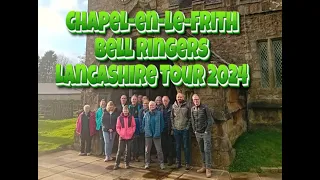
[102,110,119,132]
[162,104,172,132]
[190,104,214,133]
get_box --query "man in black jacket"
[190,94,214,178]
[161,96,174,166]
[117,95,128,112]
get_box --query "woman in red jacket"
[113,105,136,170]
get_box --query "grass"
[38,118,77,153]
[229,125,282,172]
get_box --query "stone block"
[212,150,220,167]
[261,167,279,173]
[220,138,232,152]
[230,172,260,180]
[219,151,231,167]
[252,70,261,79]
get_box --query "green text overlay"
[66,11,240,35]
[56,64,250,88]
[61,10,250,89]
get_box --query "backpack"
[119,115,133,128]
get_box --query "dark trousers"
[131,135,139,158]
[80,134,92,153]
[173,129,191,165]
[138,133,145,156]
[115,138,132,166]
[99,129,105,155]
[161,131,174,162]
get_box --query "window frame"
[257,37,282,89]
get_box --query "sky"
[38,0,88,63]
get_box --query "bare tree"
[57,54,72,66]
[77,55,85,64]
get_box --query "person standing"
[142,96,149,102]
[171,93,191,170]
[128,95,142,162]
[155,96,163,111]
[191,94,214,178]
[113,106,136,170]
[142,101,165,170]
[117,95,128,112]
[161,96,174,166]
[96,99,106,156]
[102,101,119,162]
[138,99,149,159]
[138,95,143,105]
[76,105,96,156]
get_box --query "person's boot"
[185,164,190,170]
[176,163,182,169]
[113,164,119,170]
[197,164,206,173]
[206,169,212,178]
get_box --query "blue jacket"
[142,110,164,138]
[128,104,142,135]
[95,107,103,130]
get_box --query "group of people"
[76,93,214,178]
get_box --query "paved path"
[38,150,282,180]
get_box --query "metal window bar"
[272,40,282,88]
[258,41,270,88]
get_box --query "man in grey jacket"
[191,94,214,178]
[171,93,191,170]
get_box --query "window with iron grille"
[257,38,282,88]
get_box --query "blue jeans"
[173,129,190,165]
[103,131,116,157]
[99,129,105,155]
[195,132,212,168]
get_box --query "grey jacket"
[190,104,214,133]
[171,101,191,130]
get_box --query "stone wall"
[82,0,282,169]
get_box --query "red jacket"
[116,113,136,140]
[76,111,96,136]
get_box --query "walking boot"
[197,164,206,173]
[206,169,212,178]
[160,163,165,170]
[176,163,182,169]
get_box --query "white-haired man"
[76,105,96,156]
[142,101,165,170]
[191,94,214,178]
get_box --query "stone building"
[78,0,282,169]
